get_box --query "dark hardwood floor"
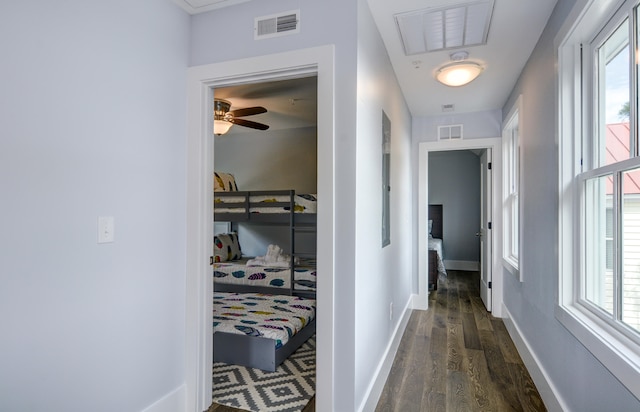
[209,271,543,412]
[376,270,546,412]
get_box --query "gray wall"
[502,0,640,410]
[428,150,481,263]
[0,1,189,410]
[214,126,317,193]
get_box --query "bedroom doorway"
[418,138,502,316]
[210,75,318,410]
[185,46,335,412]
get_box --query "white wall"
[502,0,640,410]
[354,0,414,408]
[428,150,481,263]
[0,1,190,411]
[190,1,360,409]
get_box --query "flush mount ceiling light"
[435,51,483,87]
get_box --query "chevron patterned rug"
[212,336,316,412]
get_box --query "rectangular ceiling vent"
[255,10,300,40]
[395,0,494,55]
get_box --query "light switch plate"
[98,216,114,243]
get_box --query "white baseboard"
[358,296,413,412]
[444,260,480,271]
[501,304,569,412]
[141,384,186,412]
[411,292,428,310]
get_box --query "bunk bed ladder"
[289,190,295,296]
[289,190,317,298]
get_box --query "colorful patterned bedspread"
[213,292,316,348]
[214,257,317,291]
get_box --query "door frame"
[479,149,492,311]
[418,138,503,316]
[185,46,335,412]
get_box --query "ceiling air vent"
[255,10,300,40]
[395,0,494,55]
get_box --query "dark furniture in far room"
[428,204,444,290]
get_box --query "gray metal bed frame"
[213,318,316,372]
[214,189,316,297]
[212,190,317,371]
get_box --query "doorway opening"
[211,75,318,409]
[185,46,335,412]
[418,138,502,316]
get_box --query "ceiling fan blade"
[229,118,270,130]
[228,106,267,117]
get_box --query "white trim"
[502,305,568,412]
[444,260,480,271]
[172,0,252,15]
[141,384,186,412]
[419,138,504,316]
[416,146,429,311]
[502,94,522,281]
[556,0,640,401]
[357,296,413,412]
[185,46,335,412]
[502,258,519,279]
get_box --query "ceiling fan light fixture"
[436,61,483,87]
[213,98,233,135]
[214,119,233,135]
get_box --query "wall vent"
[438,124,463,140]
[255,10,300,40]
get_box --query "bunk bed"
[428,204,446,290]
[213,186,317,298]
[213,291,316,371]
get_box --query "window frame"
[558,0,640,400]
[502,95,522,279]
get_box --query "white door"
[479,150,492,311]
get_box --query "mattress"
[215,193,317,214]
[214,257,317,291]
[428,237,447,275]
[213,292,316,348]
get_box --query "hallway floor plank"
[376,270,546,412]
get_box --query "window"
[503,96,521,278]
[558,0,640,399]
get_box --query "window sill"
[502,257,520,281]
[555,303,640,399]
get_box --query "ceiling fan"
[213,98,269,135]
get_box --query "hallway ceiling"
[367,0,557,117]
[174,0,557,120]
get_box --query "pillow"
[213,232,242,262]
[214,172,238,192]
[428,220,433,238]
